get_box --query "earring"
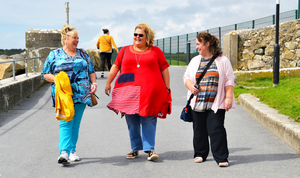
[65,42,67,45]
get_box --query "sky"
[0,0,298,50]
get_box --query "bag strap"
[102,35,111,46]
[188,55,217,101]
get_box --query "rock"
[290,61,297,67]
[265,46,274,56]
[253,55,262,60]
[0,58,25,80]
[284,42,298,50]
[253,48,264,55]
[85,49,101,71]
[247,60,265,70]
[282,50,295,60]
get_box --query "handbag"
[92,93,99,106]
[180,56,217,122]
[102,36,114,53]
[79,49,99,106]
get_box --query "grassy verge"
[234,76,300,122]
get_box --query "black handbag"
[180,56,217,122]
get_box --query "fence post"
[13,60,16,81]
[186,41,191,65]
[163,38,165,53]
[169,37,172,65]
[177,36,179,65]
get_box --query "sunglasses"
[134,33,144,37]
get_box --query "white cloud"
[0,0,298,49]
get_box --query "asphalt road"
[0,67,299,178]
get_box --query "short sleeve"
[155,46,169,71]
[41,51,55,79]
[114,46,127,69]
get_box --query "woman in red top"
[105,22,171,161]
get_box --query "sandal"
[147,151,159,161]
[219,162,229,167]
[126,150,139,159]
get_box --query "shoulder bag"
[180,56,217,122]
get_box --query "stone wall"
[26,29,62,72]
[232,19,300,71]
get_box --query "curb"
[238,93,300,151]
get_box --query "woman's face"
[134,28,147,48]
[65,33,79,50]
[196,38,211,57]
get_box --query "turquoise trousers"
[58,103,86,155]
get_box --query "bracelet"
[92,82,97,86]
[166,87,170,92]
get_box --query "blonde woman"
[41,25,97,165]
[105,22,172,161]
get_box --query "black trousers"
[100,52,112,71]
[191,109,229,164]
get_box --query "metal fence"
[0,57,41,84]
[112,9,298,65]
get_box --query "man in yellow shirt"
[96,29,119,77]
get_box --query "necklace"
[134,46,147,68]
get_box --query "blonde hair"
[61,25,79,46]
[134,22,155,47]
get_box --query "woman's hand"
[224,97,233,111]
[90,83,97,94]
[105,84,111,96]
[185,79,199,95]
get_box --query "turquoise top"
[41,48,95,107]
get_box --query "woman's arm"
[161,68,170,93]
[224,85,234,111]
[105,64,119,96]
[43,73,55,83]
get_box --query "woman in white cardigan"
[183,32,235,167]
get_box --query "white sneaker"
[58,150,70,165]
[69,151,80,162]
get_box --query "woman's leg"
[140,116,157,151]
[100,52,106,72]
[70,103,86,153]
[106,53,112,71]
[206,109,229,164]
[125,114,143,151]
[192,110,209,161]
[58,119,73,155]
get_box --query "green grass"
[235,76,300,122]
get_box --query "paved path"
[0,67,299,178]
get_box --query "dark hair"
[102,29,109,34]
[197,32,222,57]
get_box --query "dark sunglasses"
[134,33,144,37]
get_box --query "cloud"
[0,0,298,49]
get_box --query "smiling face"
[133,28,147,48]
[196,38,211,57]
[65,32,79,50]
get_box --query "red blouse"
[107,45,172,118]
